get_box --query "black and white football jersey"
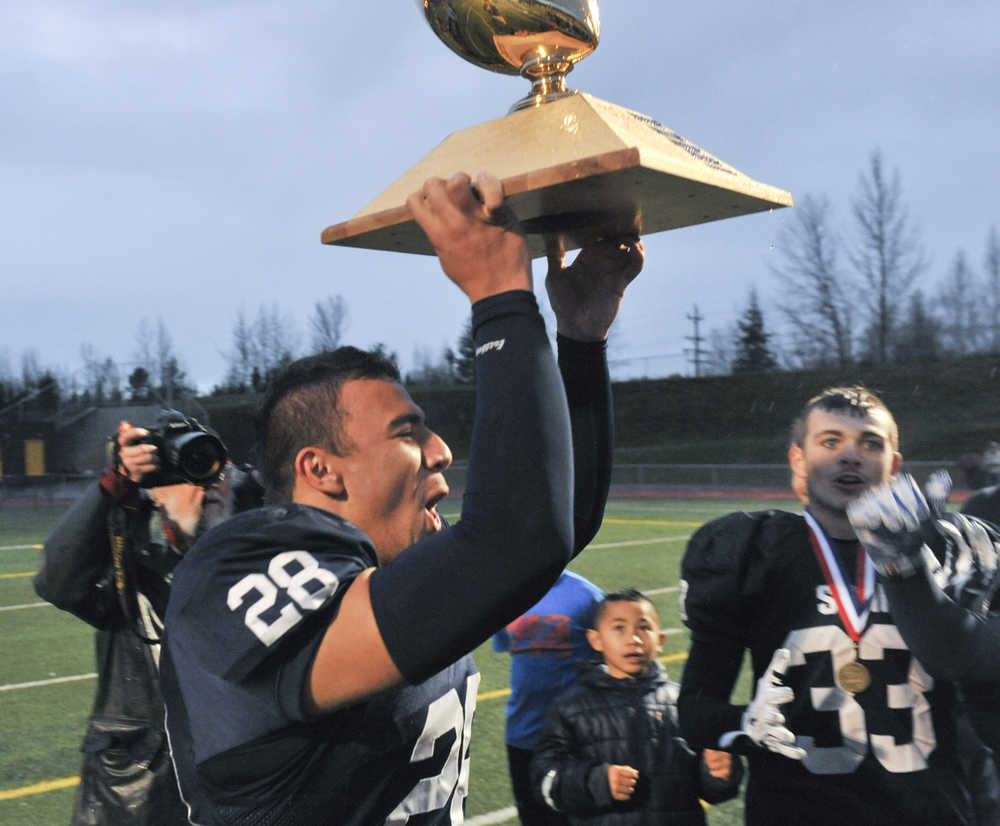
[162,504,479,826]
[681,509,974,826]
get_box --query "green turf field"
[0,497,793,825]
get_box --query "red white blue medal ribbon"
[804,510,875,642]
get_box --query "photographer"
[34,412,261,826]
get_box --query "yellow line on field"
[602,518,702,528]
[0,572,34,580]
[0,776,78,801]
[478,686,512,702]
[1,654,694,801]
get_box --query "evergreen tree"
[732,289,777,374]
[893,290,942,363]
[938,250,982,356]
[368,343,398,371]
[34,372,61,414]
[128,367,151,401]
[985,226,1000,353]
[453,318,476,385]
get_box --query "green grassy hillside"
[201,354,1000,466]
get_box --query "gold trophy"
[322,0,792,258]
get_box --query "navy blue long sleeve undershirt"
[370,291,613,684]
[881,569,1000,684]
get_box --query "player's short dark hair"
[592,587,659,627]
[789,385,898,450]
[255,347,400,501]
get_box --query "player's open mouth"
[424,491,447,532]
[834,473,865,492]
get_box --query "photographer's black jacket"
[35,469,256,826]
[35,480,188,826]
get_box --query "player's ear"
[889,451,902,477]
[788,443,806,487]
[294,446,346,498]
[586,628,603,653]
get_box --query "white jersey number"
[784,623,936,775]
[387,673,481,824]
[227,550,339,646]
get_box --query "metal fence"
[0,460,973,510]
[441,459,971,498]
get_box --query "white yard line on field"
[588,534,689,550]
[644,586,680,595]
[466,806,519,825]
[0,601,51,612]
[1,673,96,692]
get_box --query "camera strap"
[108,506,162,645]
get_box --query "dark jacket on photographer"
[531,661,742,826]
[34,463,260,826]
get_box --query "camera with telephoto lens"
[120,409,228,488]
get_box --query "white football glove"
[741,648,806,760]
[847,473,943,578]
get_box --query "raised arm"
[309,173,575,710]
[34,427,156,627]
[848,474,1000,683]
[548,237,643,552]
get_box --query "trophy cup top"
[416,0,600,110]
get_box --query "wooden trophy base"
[322,93,792,259]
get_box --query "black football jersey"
[681,509,974,826]
[162,504,480,826]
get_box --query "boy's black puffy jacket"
[530,661,742,826]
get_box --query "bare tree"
[849,151,926,364]
[80,343,104,401]
[769,194,853,367]
[310,295,349,353]
[253,303,299,383]
[0,350,14,404]
[21,349,43,389]
[937,250,983,356]
[703,324,737,376]
[80,344,123,403]
[133,316,185,400]
[218,304,300,393]
[407,343,457,385]
[985,226,1000,353]
[134,317,156,386]
[222,309,255,392]
[155,318,178,403]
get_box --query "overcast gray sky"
[3,1,997,391]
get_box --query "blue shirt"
[493,571,603,749]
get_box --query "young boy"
[531,588,742,825]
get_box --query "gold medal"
[837,660,871,694]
